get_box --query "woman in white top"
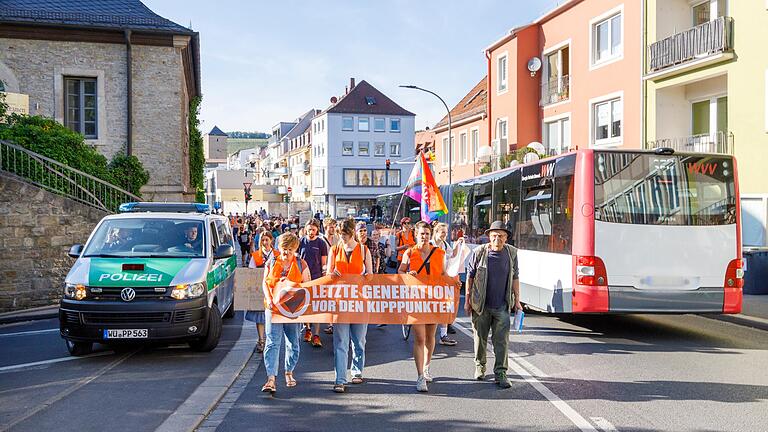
[431,222,463,346]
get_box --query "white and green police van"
[59,202,237,356]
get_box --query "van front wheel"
[66,340,93,356]
[189,306,222,352]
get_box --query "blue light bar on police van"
[118,202,211,214]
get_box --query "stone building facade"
[0,0,201,201]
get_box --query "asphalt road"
[1,309,767,431]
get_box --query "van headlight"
[64,283,87,300]
[171,282,206,300]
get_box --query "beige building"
[204,126,228,168]
[0,0,201,201]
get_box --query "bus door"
[493,169,521,246]
[469,179,493,245]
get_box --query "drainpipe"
[485,49,492,147]
[125,29,133,156]
[640,0,647,149]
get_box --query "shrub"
[108,154,149,196]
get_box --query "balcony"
[277,186,287,194]
[648,16,733,75]
[273,166,288,176]
[541,75,569,106]
[646,131,733,155]
[291,162,311,175]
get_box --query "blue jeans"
[333,323,368,384]
[264,309,300,377]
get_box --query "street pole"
[399,85,453,235]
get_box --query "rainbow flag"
[403,158,422,203]
[419,152,447,222]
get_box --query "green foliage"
[479,147,545,174]
[108,154,149,196]
[188,96,205,203]
[0,113,149,197]
[0,92,7,120]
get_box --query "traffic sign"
[287,186,293,193]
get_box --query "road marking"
[591,417,618,431]
[198,348,262,431]
[453,319,597,432]
[0,328,59,338]
[509,352,550,378]
[155,319,257,432]
[0,350,135,432]
[0,351,113,373]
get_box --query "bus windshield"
[594,152,736,226]
[83,218,206,258]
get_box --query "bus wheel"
[189,306,222,352]
[223,297,235,319]
[66,340,93,356]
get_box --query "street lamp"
[399,85,453,234]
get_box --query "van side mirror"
[214,244,234,260]
[68,244,83,258]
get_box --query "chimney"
[345,86,348,95]
[350,77,356,90]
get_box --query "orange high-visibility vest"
[407,245,445,277]
[396,230,415,261]
[332,243,367,275]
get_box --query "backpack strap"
[416,246,438,275]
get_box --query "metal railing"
[0,140,140,213]
[649,16,733,72]
[541,74,570,106]
[646,130,734,154]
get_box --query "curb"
[0,305,58,325]
[704,313,768,332]
[154,317,257,432]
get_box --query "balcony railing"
[541,75,570,106]
[649,16,733,72]
[646,131,734,155]
[274,166,289,176]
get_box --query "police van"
[59,202,237,356]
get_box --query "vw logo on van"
[120,287,136,302]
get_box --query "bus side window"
[552,174,574,254]
[518,185,553,252]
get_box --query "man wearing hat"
[464,220,521,389]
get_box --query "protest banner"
[269,273,460,324]
[234,267,265,311]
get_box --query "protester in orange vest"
[246,231,274,353]
[398,221,446,393]
[395,217,416,263]
[327,218,373,393]
[260,233,311,394]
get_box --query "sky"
[143,0,557,134]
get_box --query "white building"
[311,78,415,218]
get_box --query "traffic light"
[243,187,252,202]
[385,159,391,170]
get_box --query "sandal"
[351,376,364,384]
[323,326,334,335]
[332,383,346,393]
[261,378,276,393]
[285,372,297,388]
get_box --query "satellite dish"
[527,57,542,74]
[527,141,545,154]
[523,152,540,164]
[330,96,338,104]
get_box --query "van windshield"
[594,152,736,226]
[83,218,206,258]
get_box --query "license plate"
[103,329,148,339]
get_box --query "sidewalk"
[711,294,768,331]
[0,304,58,325]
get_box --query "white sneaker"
[423,365,433,382]
[416,375,429,392]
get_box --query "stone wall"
[0,173,107,312]
[0,37,193,202]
